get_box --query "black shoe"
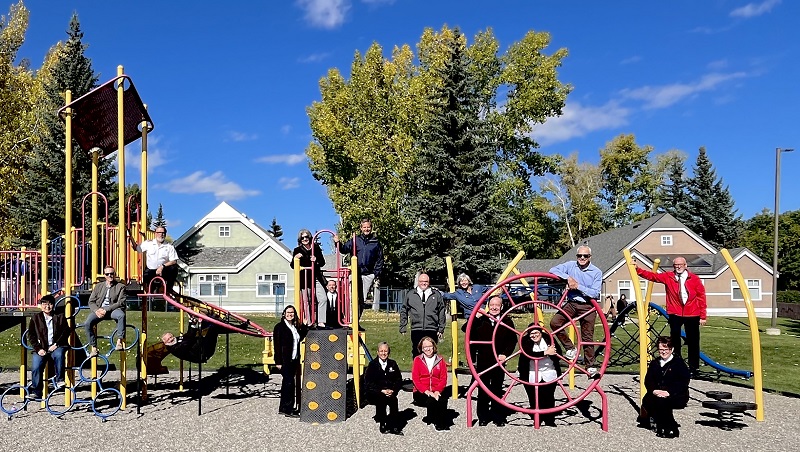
[28,393,42,400]
[280,410,299,418]
[543,420,557,427]
[358,326,366,332]
[389,428,404,436]
[478,420,490,427]
[435,424,449,431]
[690,369,701,379]
[379,423,388,434]
[493,419,507,427]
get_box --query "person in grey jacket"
[399,273,447,359]
[85,265,128,355]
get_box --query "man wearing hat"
[27,294,69,399]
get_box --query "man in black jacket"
[145,317,222,371]
[334,218,384,319]
[28,294,69,399]
[364,342,404,435]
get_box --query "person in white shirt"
[518,325,563,427]
[130,226,179,294]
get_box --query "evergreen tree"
[655,151,693,225]
[686,147,741,248]
[396,30,512,284]
[11,14,107,246]
[268,217,283,241]
[152,203,166,228]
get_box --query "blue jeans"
[31,347,66,395]
[85,308,126,347]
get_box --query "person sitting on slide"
[146,317,222,372]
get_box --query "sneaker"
[565,348,577,360]
[115,339,125,351]
[587,367,599,379]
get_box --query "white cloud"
[227,131,259,142]
[256,153,307,165]
[620,55,642,65]
[620,72,747,109]
[533,101,630,146]
[156,171,260,200]
[730,0,781,18]
[707,59,729,70]
[297,0,350,29]
[278,177,301,189]
[298,52,332,63]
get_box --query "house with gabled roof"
[517,213,773,317]
[173,202,293,313]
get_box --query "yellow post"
[511,267,547,323]
[492,251,525,294]
[41,221,48,297]
[91,150,98,281]
[116,66,127,281]
[262,337,274,375]
[720,249,765,421]
[623,249,650,401]
[446,256,459,399]
[351,256,360,406]
[120,347,127,409]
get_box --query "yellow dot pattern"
[327,412,338,421]
[308,401,318,410]
[309,343,320,352]
[306,381,316,389]
[334,352,345,361]
[331,391,341,400]
[328,371,339,380]
[311,362,321,370]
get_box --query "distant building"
[517,213,773,317]
[174,202,293,313]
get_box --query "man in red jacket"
[636,256,707,376]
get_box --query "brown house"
[517,213,773,317]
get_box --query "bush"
[776,290,800,303]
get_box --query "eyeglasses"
[155,231,166,235]
[576,254,591,258]
[673,264,685,268]
[422,346,434,350]
[104,272,115,276]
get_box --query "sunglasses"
[105,272,115,276]
[301,236,311,240]
[576,254,591,258]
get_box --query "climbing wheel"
[463,272,612,430]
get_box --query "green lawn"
[2,309,798,395]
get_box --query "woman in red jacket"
[411,336,449,431]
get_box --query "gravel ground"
[0,369,795,452]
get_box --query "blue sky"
[13,0,799,248]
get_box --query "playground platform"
[0,370,795,451]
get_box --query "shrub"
[776,290,800,304]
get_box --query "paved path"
[0,369,795,451]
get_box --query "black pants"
[143,265,178,294]
[477,364,506,422]
[641,392,680,429]
[279,358,300,413]
[421,393,448,427]
[524,380,557,423]
[668,315,701,371]
[367,390,399,426]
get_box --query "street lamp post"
[768,147,794,335]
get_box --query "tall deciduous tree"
[0,1,37,247]
[11,14,109,247]
[599,134,657,227]
[686,147,741,249]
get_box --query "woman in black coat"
[273,305,308,416]
[364,341,404,435]
[640,336,690,438]
[290,229,328,327]
[518,325,563,427]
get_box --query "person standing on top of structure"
[334,218,383,319]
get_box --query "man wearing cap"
[549,245,602,378]
[635,256,706,376]
[85,265,127,355]
[27,294,69,399]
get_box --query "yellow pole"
[445,256,458,399]
[64,90,75,405]
[492,251,525,293]
[117,66,127,281]
[41,221,48,297]
[91,150,98,280]
[720,249,765,421]
[623,249,650,401]
[511,267,547,323]
[351,256,360,406]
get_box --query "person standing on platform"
[334,218,384,319]
[131,226,179,294]
[291,229,328,328]
[635,256,706,376]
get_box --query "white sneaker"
[565,348,577,360]
[587,367,599,378]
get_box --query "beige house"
[173,202,293,313]
[517,213,773,318]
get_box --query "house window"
[257,273,287,297]
[732,279,761,301]
[661,235,672,246]
[219,225,231,237]
[198,274,227,297]
[619,280,648,301]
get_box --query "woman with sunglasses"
[290,229,328,328]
